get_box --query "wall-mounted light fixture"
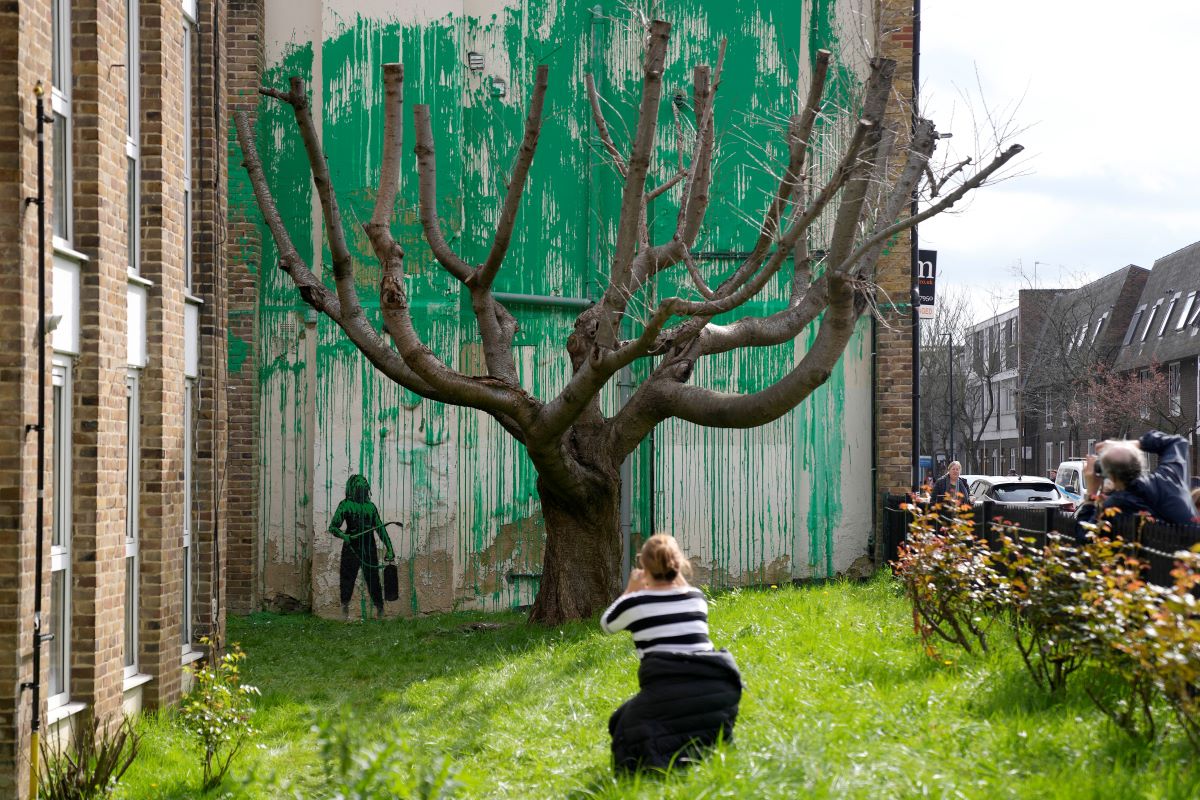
[467,51,484,71]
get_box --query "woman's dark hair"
[345,474,371,503]
[639,534,692,582]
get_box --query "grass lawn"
[119,574,1200,799]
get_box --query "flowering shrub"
[180,638,260,791]
[893,501,997,658]
[896,503,1200,751]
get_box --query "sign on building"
[917,249,937,319]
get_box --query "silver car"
[968,476,1076,512]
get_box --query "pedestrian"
[1077,431,1197,527]
[931,461,970,508]
[600,534,742,773]
[327,474,395,619]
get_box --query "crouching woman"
[600,534,742,773]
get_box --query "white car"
[968,476,1076,512]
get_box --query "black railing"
[881,492,1200,588]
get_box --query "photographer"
[1077,430,1197,526]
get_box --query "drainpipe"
[492,292,593,311]
[909,0,923,491]
[24,81,52,800]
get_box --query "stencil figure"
[327,474,394,619]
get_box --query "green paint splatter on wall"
[241,1,876,615]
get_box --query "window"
[126,0,140,275]
[1044,395,1052,429]
[1045,441,1053,472]
[51,0,72,244]
[1091,312,1108,342]
[124,372,140,677]
[1141,300,1162,343]
[1160,293,1181,337]
[1178,292,1196,331]
[1123,305,1145,346]
[49,360,72,708]
[1009,448,1017,472]
[1169,362,1182,416]
[182,380,195,651]
[1189,295,1200,327]
[183,18,195,292]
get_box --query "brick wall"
[873,0,917,561]
[136,0,187,709]
[224,0,263,614]
[0,2,51,794]
[0,1,228,794]
[192,0,230,648]
[66,0,130,729]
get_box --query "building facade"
[0,2,229,796]
[1022,265,1150,476]
[1113,244,1200,476]
[226,0,919,618]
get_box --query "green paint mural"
[326,474,402,619]
[238,0,881,618]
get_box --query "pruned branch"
[585,73,628,177]
[259,77,363,322]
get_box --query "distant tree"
[1070,362,1186,440]
[234,18,1021,624]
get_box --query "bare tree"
[1070,362,1186,440]
[234,19,1021,624]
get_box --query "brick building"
[958,290,1057,475]
[1113,243,1200,475]
[1021,265,1150,474]
[0,1,228,796]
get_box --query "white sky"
[917,0,1200,322]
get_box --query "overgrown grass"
[120,574,1200,798]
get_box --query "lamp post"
[947,334,955,463]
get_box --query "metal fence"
[881,493,1200,587]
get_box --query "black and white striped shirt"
[600,587,713,658]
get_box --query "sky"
[916,0,1200,323]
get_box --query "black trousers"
[339,538,383,613]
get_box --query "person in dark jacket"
[1077,431,1197,526]
[931,461,971,508]
[600,534,742,773]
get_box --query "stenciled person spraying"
[327,474,395,619]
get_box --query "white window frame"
[49,358,72,709]
[1141,300,1162,343]
[1178,292,1196,331]
[182,379,195,653]
[182,19,195,292]
[1044,395,1052,429]
[1091,312,1108,342]
[51,0,72,247]
[1169,361,1182,417]
[1045,441,1053,473]
[126,0,140,276]
[1123,305,1145,346]
[1160,292,1181,338]
[124,371,140,678]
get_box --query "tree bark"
[527,474,622,624]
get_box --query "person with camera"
[1077,430,1197,526]
[600,534,742,773]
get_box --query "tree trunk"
[527,476,622,625]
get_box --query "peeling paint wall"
[240,0,880,618]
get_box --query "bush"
[38,712,140,800]
[180,637,260,791]
[281,716,462,799]
[988,527,1114,693]
[893,502,997,658]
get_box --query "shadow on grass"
[230,610,606,721]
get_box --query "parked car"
[968,476,1076,512]
[1054,458,1087,505]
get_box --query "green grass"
[119,574,1200,799]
